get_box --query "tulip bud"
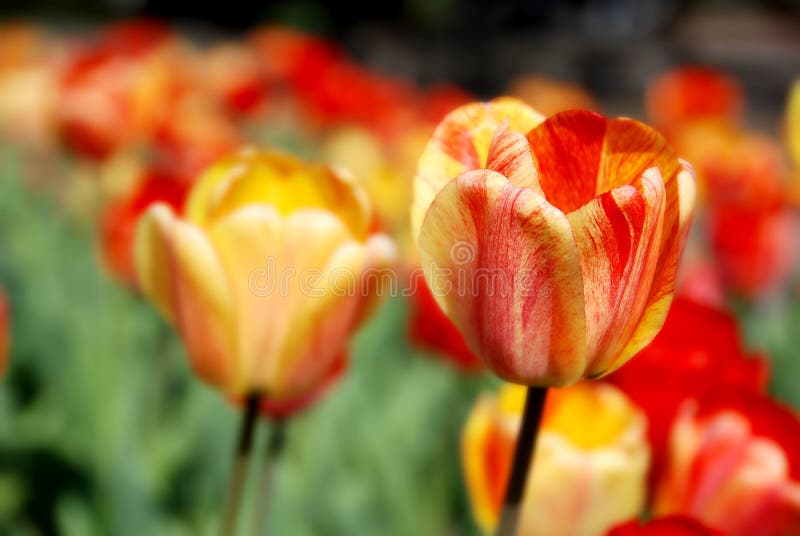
[463,382,649,535]
[135,148,396,407]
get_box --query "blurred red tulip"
[608,516,723,536]
[408,279,482,371]
[646,66,743,135]
[709,202,797,298]
[0,289,8,376]
[201,43,269,117]
[99,168,188,286]
[654,391,800,535]
[607,297,769,486]
[57,20,185,160]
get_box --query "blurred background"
[0,1,799,534]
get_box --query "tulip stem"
[495,386,548,536]
[252,421,286,535]
[221,393,261,536]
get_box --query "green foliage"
[0,151,493,534]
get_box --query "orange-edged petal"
[566,168,666,375]
[136,204,236,390]
[418,169,586,386]
[527,110,682,214]
[412,98,543,241]
[619,160,696,365]
[485,126,542,193]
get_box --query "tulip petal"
[566,168,666,375]
[136,205,236,390]
[208,206,393,397]
[486,126,542,193]
[412,98,543,241]
[418,169,586,386]
[618,161,696,365]
[526,111,683,214]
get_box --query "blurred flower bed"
[0,17,799,535]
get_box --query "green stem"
[220,393,261,536]
[252,421,286,535]
[495,387,548,536]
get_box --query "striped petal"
[566,168,666,376]
[135,204,235,390]
[411,98,543,241]
[486,126,542,193]
[526,110,683,213]
[418,169,586,386]
[616,160,696,367]
[208,206,394,397]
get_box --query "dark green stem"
[220,393,261,536]
[495,387,548,536]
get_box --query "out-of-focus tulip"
[0,24,57,150]
[607,516,723,536]
[408,278,482,371]
[607,297,768,485]
[259,353,346,419]
[414,99,695,386]
[645,67,743,135]
[200,42,268,117]
[0,289,9,376]
[463,382,649,535]
[654,392,800,535]
[508,74,598,117]
[99,168,188,286]
[57,20,186,160]
[135,148,396,403]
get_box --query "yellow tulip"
[463,382,649,535]
[135,148,396,401]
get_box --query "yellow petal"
[187,147,371,239]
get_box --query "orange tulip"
[463,382,649,535]
[654,392,800,535]
[788,80,800,171]
[413,99,695,386]
[135,148,396,402]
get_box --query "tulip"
[413,100,695,386]
[653,392,800,535]
[645,66,743,136]
[99,167,188,286]
[463,382,649,535]
[608,516,723,536]
[508,74,598,117]
[135,148,396,402]
[607,297,768,487]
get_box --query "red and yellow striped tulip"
[413,99,695,386]
[654,393,800,535]
[135,148,396,402]
[463,382,649,535]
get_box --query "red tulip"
[646,66,743,135]
[413,100,695,386]
[654,391,800,535]
[607,297,769,485]
[99,168,188,286]
[608,516,723,536]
